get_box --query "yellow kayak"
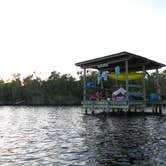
[108,72,144,81]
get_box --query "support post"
[115,77,118,87]
[152,104,155,114]
[156,68,161,100]
[85,109,87,115]
[83,68,86,102]
[106,101,109,112]
[101,76,104,89]
[112,108,115,112]
[155,106,158,114]
[134,107,137,112]
[91,103,94,115]
[142,65,146,112]
[125,60,129,105]
[83,68,87,114]
[159,106,162,114]
[156,68,162,114]
[142,65,146,101]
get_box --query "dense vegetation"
[0,70,166,106]
[0,71,82,106]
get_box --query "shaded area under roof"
[75,51,165,72]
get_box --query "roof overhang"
[75,51,165,72]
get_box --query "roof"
[75,51,165,71]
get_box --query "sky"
[0,0,166,80]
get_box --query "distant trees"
[0,70,166,105]
[23,74,44,105]
[0,71,82,106]
[42,71,82,105]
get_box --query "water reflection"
[83,114,166,165]
[0,106,165,165]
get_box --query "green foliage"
[0,71,82,106]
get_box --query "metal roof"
[75,51,165,71]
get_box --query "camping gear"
[87,82,94,88]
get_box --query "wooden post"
[156,68,161,100]
[83,68,86,101]
[152,104,155,114]
[142,65,146,113]
[155,106,158,114]
[134,107,137,112]
[125,60,129,109]
[85,109,87,115]
[83,68,87,114]
[156,68,162,114]
[101,76,104,89]
[106,101,109,112]
[159,106,162,114]
[91,102,94,114]
[115,77,118,87]
[142,65,146,101]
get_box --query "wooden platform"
[147,100,166,106]
[83,100,165,115]
[76,51,166,116]
[83,100,146,113]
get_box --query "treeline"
[0,70,166,106]
[0,71,82,106]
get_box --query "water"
[0,106,166,165]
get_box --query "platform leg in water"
[85,109,87,115]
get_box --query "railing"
[82,100,146,110]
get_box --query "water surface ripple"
[0,106,166,165]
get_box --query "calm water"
[0,106,166,166]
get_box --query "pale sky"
[0,0,166,80]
